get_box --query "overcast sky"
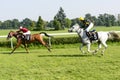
[0,0,119,21]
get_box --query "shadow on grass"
[1,51,28,54]
[38,54,93,58]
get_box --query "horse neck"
[76,28,85,37]
[12,32,18,39]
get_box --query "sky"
[0,0,120,21]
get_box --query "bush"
[0,36,120,48]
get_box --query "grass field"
[0,43,120,80]
[0,27,120,80]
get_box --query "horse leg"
[95,42,102,53]
[45,43,51,52]
[80,44,85,54]
[23,44,29,53]
[86,43,96,54]
[40,40,51,52]
[101,41,107,55]
[10,43,21,54]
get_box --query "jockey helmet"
[79,17,84,21]
[19,26,23,29]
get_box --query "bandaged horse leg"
[94,42,102,53]
[80,44,85,54]
[86,43,96,54]
[95,44,102,53]
[101,41,107,55]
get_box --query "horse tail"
[40,32,53,38]
[108,32,120,40]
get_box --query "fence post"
[10,38,13,49]
[48,37,51,47]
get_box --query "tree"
[20,18,33,29]
[54,7,66,30]
[97,14,105,26]
[47,20,54,28]
[30,21,36,30]
[109,15,116,26]
[1,20,12,29]
[85,13,92,20]
[91,16,97,26]
[96,13,116,27]
[12,19,20,29]
[0,21,2,29]
[53,19,61,30]
[36,16,44,31]
[65,18,71,28]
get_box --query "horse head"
[7,31,14,40]
[68,24,81,32]
[7,31,19,40]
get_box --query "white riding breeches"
[85,23,94,32]
[23,31,31,35]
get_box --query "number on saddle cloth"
[86,30,98,41]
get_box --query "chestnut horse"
[7,31,52,54]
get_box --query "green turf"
[0,43,120,80]
[0,27,120,80]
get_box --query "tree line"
[0,7,120,30]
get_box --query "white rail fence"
[0,31,120,49]
[0,35,13,49]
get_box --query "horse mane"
[75,23,79,26]
[74,23,84,30]
[17,32,23,36]
[9,31,23,38]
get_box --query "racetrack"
[0,43,120,80]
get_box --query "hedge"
[0,36,120,48]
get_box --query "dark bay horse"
[7,31,52,54]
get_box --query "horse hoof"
[48,49,51,52]
[10,53,13,55]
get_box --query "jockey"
[79,17,96,41]
[79,17,94,32]
[18,26,31,40]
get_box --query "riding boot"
[86,31,92,43]
[86,32,91,38]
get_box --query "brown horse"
[7,31,52,54]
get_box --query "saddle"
[86,30,98,42]
[21,34,31,41]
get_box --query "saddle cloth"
[25,34,31,41]
[21,34,31,41]
[86,31,98,42]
